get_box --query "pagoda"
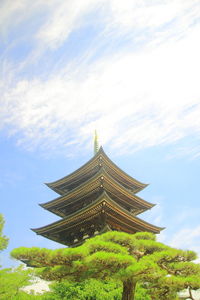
[33,139,163,247]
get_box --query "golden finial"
[94,130,99,155]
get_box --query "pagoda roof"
[46,147,147,195]
[40,167,154,217]
[32,192,163,246]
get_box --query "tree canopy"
[0,265,35,300]
[43,279,121,300]
[0,214,9,253]
[11,231,200,300]
[0,214,35,299]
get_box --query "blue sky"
[1,0,200,267]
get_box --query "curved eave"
[46,147,147,194]
[41,167,103,208]
[40,167,154,214]
[99,147,148,192]
[32,191,164,235]
[45,149,101,190]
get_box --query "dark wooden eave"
[45,147,148,195]
[40,167,154,217]
[32,192,164,247]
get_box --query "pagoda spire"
[94,130,99,155]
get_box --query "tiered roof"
[33,147,163,246]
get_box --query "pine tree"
[11,231,200,300]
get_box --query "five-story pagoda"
[33,136,163,247]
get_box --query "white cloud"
[35,0,200,50]
[108,0,181,29]
[1,1,200,156]
[0,0,50,36]
[169,226,200,259]
[2,1,200,47]
[36,0,99,48]
[34,0,200,49]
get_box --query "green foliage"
[134,232,156,241]
[8,291,44,300]
[85,251,136,279]
[42,279,122,300]
[0,214,9,252]
[0,265,33,299]
[0,214,38,299]
[134,283,151,300]
[11,231,200,300]
[11,246,85,268]
[85,239,128,255]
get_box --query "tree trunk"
[122,280,136,300]
[188,287,195,300]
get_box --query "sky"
[1,0,200,268]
